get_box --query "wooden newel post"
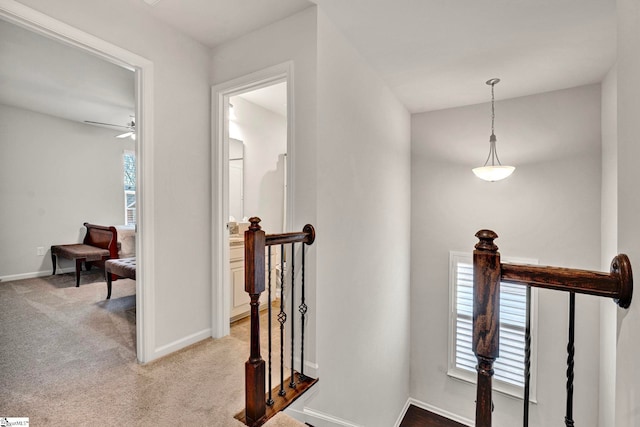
[245,217,266,425]
[473,230,501,427]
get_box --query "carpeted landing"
[0,272,305,426]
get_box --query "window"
[123,151,136,225]
[449,252,538,400]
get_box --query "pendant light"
[472,78,515,181]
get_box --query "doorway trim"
[211,61,294,338]
[0,0,156,363]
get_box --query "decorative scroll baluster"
[266,246,274,407]
[289,242,296,389]
[278,244,286,397]
[523,285,531,427]
[473,230,501,427]
[299,242,307,380]
[565,292,575,427]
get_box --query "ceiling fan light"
[472,165,515,182]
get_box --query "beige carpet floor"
[0,271,305,426]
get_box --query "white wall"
[313,10,411,426]
[14,0,213,356]
[615,0,640,425]
[600,65,617,427]
[210,4,319,369]
[229,96,287,233]
[411,85,602,426]
[0,104,134,279]
[211,8,412,425]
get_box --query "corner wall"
[410,85,602,426]
[312,10,411,426]
[600,65,617,427]
[615,0,640,425]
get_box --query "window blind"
[454,259,528,388]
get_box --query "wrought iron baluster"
[523,285,531,427]
[289,242,296,389]
[266,246,274,406]
[565,292,575,427]
[278,244,286,396]
[299,242,307,380]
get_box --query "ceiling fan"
[84,117,136,139]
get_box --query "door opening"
[211,63,293,338]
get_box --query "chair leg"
[75,258,83,287]
[51,252,57,275]
[106,273,113,299]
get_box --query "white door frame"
[211,62,294,338]
[0,0,156,363]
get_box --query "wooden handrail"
[265,224,316,246]
[501,256,632,308]
[472,229,633,427]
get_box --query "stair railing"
[236,217,317,427]
[472,229,633,427]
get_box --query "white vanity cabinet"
[230,239,277,321]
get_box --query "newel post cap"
[475,229,499,251]
[248,217,262,231]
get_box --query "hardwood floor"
[400,405,467,427]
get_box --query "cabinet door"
[231,263,248,312]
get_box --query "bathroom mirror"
[229,138,244,223]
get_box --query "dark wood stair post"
[245,217,266,425]
[473,230,501,427]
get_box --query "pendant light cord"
[491,82,495,137]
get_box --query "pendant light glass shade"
[473,78,515,182]
[473,165,515,181]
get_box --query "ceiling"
[0,18,135,129]
[0,0,616,127]
[146,0,616,113]
[143,0,314,49]
[237,82,287,118]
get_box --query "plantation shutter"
[455,260,527,387]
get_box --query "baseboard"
[151,328,212,360]
[284,383,362,427]
[293,357,319,379]
[1,267,75,282]
[286,406,362,427]
[394,398,473,427]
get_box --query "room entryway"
[212,63,293,338]
[0,3,155,362]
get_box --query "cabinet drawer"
[230,246,244,262]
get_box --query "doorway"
[211,63,293,338]
[0,3,155,362]
[227,82,288,322]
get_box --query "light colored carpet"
[0,271,298,426]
